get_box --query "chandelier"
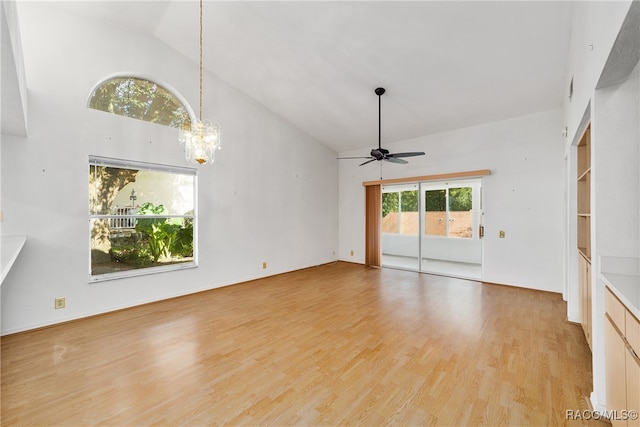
[179,0,221,165]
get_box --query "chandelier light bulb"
[180,120,221,165]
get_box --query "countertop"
[1,235,27,285]
[600,256,640,320]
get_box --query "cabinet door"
[579,255,592,347]
[605,316,628,427]
[579,256,586,325]
[627,350,639,427]
[585,261,591,347]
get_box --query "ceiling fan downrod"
[336,86,425,166]
[375,87,385,151]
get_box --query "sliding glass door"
[381,179,483,279]
[421,180,482,278]
[381,183,420,270]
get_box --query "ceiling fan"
[338,87,425,166]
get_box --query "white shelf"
[1,235,27,285]
[577,167,591,182]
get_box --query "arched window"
[88,75,193,128]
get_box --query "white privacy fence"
[110,207,138,229]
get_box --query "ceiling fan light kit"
[338,87,425,166]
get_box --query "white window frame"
[89,156,198,282]
[421,179,481,240]
[382,183,420,235]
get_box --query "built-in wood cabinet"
[577,124,592,348]
[605,287,640,427]
[625,349,639,427]
[579,254,592,348]
[625,309,640,427]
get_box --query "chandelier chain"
[178,0,220,165]
[199,0,203,121]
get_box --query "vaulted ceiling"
[38,1,574,152]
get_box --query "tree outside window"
[89,157,196,281]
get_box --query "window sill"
[89,261,197,283]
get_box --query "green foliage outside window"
[425,189,446,212]
[135,202,193,262]
[89,77,191,128]
[383,190,419,216]
[382,192,399,218]
[172,213,194,258]
[400,190,418,212]
[448,187,472,211]
[424,187,472,211]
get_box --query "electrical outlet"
[350,250,354,256]
[262,261,267,269]
[499,230,506,238]
[54,297,66,309]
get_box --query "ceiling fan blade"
[385,157,408,164]
[387,151,425,158]
[359,159,378,166]
[337,156,375,160]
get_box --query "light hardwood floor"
[1,262,607,426]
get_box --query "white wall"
[562,0,633,323]
[561,0,637,413]
[594,65,640,259]
[590,61,640,413]
[0,3,338,334]
[339,109,565,292]
[1,0,28,137]
[564,1,634,144]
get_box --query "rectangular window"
[381,191,399,233]
[424,187,473,239]
[89,156,197,282]
[425,189,446,237]
[447,187,473,238]
[381,185,418,235]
